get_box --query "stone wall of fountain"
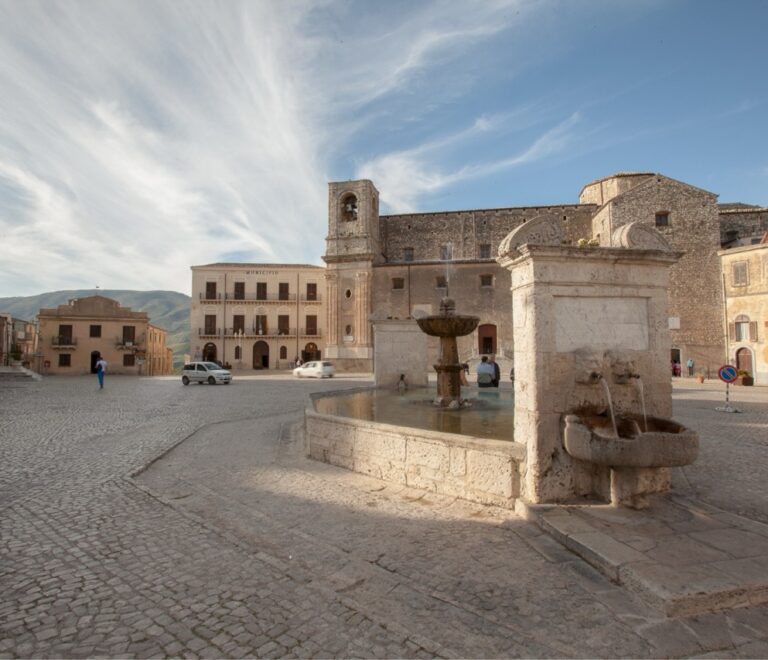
[497,217,696,507]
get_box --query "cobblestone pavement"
[1,375,768,658]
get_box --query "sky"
[1,0,766,297]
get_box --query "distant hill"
[0,289,190,367]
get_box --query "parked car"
[292,361,335,378]
[182,361,232,385]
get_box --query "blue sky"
[1,0,766,296]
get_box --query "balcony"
[199,293,222,302]
[224,327,297,338]
[51,336,77,348]
[224,293,297,302]
[116,335,145,350]
[199,327,220,337]
[300,328,323,337]
[300,294,322,303]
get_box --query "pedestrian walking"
[95,357,107,389]
[687,357,694,377]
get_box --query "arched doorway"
[302,342,320,362]
[202,343,217,362]
[90,350,101,374]
[253,341,269,369]
[736,347,753,375]
[477,324,496,355]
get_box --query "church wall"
[605,176,724,372]
[719,208,768,245]
[380,205,595,263]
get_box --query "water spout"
[599,377,619,438]
[633,376,648,432]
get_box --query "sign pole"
[716,364,740,413]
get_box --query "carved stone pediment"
[611,222,671,251]
[497,214,563,260]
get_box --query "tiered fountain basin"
[306,387,525,508]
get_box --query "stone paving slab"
[2,375,768,658]
[522,497,768,617]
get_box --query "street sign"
[718,365,738,383]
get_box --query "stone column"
[356,271,371,346]
[326,272,338,346]
[498,223,680,504]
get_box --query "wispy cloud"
[0,0,536,295]
[358,112,582,213]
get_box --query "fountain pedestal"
[416,298,479,407]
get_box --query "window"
[305,315,317,335]
[480,274,493,287]
[205,282,217,299]
[345,324,353,336]
[233,315,245,333]
[256,282,267,300]
[58,324,73,341]
[403,247,414,262]
[392,277,405,290]
[479,244,491,259]
[655,212,669,227]
[255,315,268,334]
[233,282,245,300]
[345,289,352,299]
[278,315,290,335]
[279,282,289,300]
[234,346,241,360]
[732,314,757,342]
[58,354,71,367]
[123,354,135,367]
[122,326,136,344]
[204,315,217,335]
[306,282,317,301]
[732,261,749,286]
[440,244,452,261]
[89,325,101,338]
[280,346,287,359]
[436,276,447,289]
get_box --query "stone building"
[190,263,326,369]
[719,242,768,384]
[0,314,37,367]
[38,295,173,376]
[323,173,739,373]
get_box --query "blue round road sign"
[718,365,738,383]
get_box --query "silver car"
[292,361,335,378]
[182,361,232,385]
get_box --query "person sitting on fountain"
[460,364,469,387]
[396,373,408,392]
[476,356,495,388]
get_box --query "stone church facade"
[323,172,765,375]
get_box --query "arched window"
[279,346,287,359]
[731,314,756,342]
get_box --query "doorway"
[90,351,101,374]
[302,342,320,363]
[478,324,496,355]
[202,343,217,362]
[736,347,753,375]
[253,341,269,369]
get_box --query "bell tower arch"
[323,179,381,371]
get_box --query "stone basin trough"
[305,387,525,508]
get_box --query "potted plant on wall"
[737,370,754,386]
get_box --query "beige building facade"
[190,263,326,369]
[720,243,768,384]
[38,296,173,376]
[323,173,744,374]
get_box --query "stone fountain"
[416,297,479,407]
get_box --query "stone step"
[517,497,768,617]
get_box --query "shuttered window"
[732,262,749,286]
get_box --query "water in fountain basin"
[313,387,515,441]
[600,378,619,438]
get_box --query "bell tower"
[323,179,381,370]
